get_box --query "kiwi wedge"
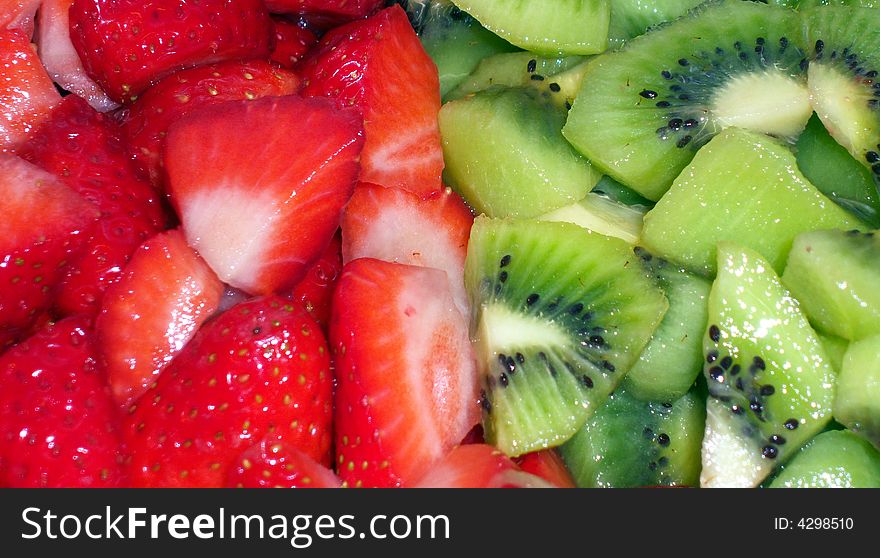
[782,229,880,341]
[700,243,836,488]
[449,0,610,55]
[833,334,880,448]
[768,430,880,488]
[465,217,668,456]
[641,128,862,276]
[537,192,645,244]
[564,0,812,200]
[607,0,704,48]
[803,7,880,177]
[559,387,705,488]
[818,333,849,373]
[440,87,601,219]
[590,175,654,208]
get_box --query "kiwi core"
[474,303,569,358]
[808,63,877,156]
[710,71,812,138]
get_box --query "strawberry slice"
[270,17,318,70]
[97,229,224,408]
[0,0,40,36]
[227,438,342,488]
[289,232,342,329]
[35,0,120,112]
[122,59,300,187]
[165,95,364,295]
[69,0,274,104]
[0,155,98,346]
[0,29,61,152]
[514,450,577,489]
[19,95,167,317]
[266,0,384,30]
[413,444,552,489]
[300,5,444,197]
[341,182,473,316]
[125,296,333,487]
[330,258,479,488]
[0,317,127,487]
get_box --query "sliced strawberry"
[0,155,98,344]
[288,232,342,329]
[270,17,318,70]
[125,296,333,487]
[341,183,472,316]
[514,450,577,489]
[0,317,127,487]
[122,60,300,187]
[227,438,341,488]
[35,0,119,112]
[330,259,479,488]
[266,0,384,30]
[69,0,273,104]
[0,29,61,152]
[413,444,552,489]
[300,5,444,197]
[165,95,364,295]
[97,229,224,408]
[19,95,167,317]
[0,0,40,36]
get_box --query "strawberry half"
[330,258,479,488]
[227,438,341,488]
[125,296,333,487]
[0,0,40,36]
[0,155,98,346]
[341,182,473,316]
[69,0,274,104]
[122,59,301,187]
[165,95,364,295]
[270,17,318,70]
[35,0,120,112]
[0,29,61,152]
[19,95,167,317]
[514,450,577,489]
[300,5,444,197]
[97,229,224,408]
[413,444,552,489]
[288,232,342,330]
[265,0,384,30]
[0,317,127,487]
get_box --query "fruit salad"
[1,0,879,489]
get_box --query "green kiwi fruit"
[768,430,880,488]
[833,334,880,448]
[537,192,645,244]
[607,0,705,48]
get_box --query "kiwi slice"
[833,334,880,448]
[797,0,880,8]
[796,114,880,227]
[782,229,880,341]
[622,248,712,402]
[403,0,519,98]
[440,87,600,219]
[818,333,849,373]
[563,0,812,200]
[768,430,880,488]
[559,387,705,488]
[446,52,589,111]
[641,128,862,276]
[590,175,654,208]
[607,0,704,48]
[465,217,668,456]
[700,243,836,488]
[449,0,610,55]
[537,192,645,244]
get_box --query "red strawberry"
[265,0,384,30]
[35,0,120,112]
[0,29,61,152]
[288,232,342,329]
[0,318,127,487]
[227,438,341,488]
[19,95,167,317]
[165,95,364,295]
[413,444,552,489]
[330,259,479,488]
[341,182,473,316]
[122,60,301,187]
[270,17,318,70]
[300,5,444,197]
[69,0,273,104]
[125,296,333,487]
[0,155,98,345]
[514,450,577,489]
[97,229,224,407]
[0,0,40,36]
